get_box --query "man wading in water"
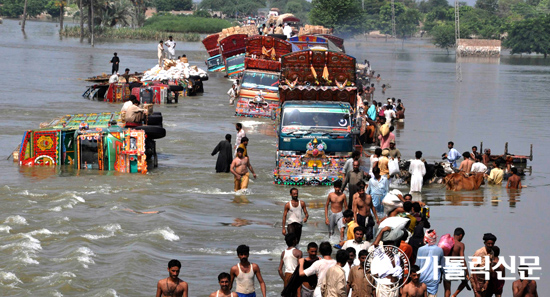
[156,259,188,297]
[210,272,238,297]
[230,245,267,297]
[230,147,256,192]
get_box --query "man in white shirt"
[164,36,176,60]
[299,242,337,297]
[383,105,396,126]
[471,155,488,173]
[157,40,164,68]
[283,23,293,39]
[341,227,370,266]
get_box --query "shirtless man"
[230,147,257,192]
[325,180,347,237]
[506,167,525,189]
[353,180,379,241]
[353,180,379,226]
[402,265,427,297]
[512,265,538,297]
[458,152,474,173]
[156,259,188,297]
[210,272,238,297]
[443,228,470,297]
[230,245,267,297]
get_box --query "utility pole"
[455,0,462,82]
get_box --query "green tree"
[475,0,498,14]
[309,0,366,36]
[1,0,45,17]
[154,0,192,11]
[504,14,550,57]
[396,8,421,38]
[431,23,455,53]
[417,0,450,13]
[363,0,387,15]
[378,2,405,35]
[102,0,132,27]
[45,0,61,17]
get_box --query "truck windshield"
[241,72,279,91]
[226,55,245,69]
[207,56,223,67]
[282,107,350,130]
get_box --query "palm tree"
[102,0,132,27]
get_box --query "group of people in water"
[200,67,535,297]
[156,184,537,297]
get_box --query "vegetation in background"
[153,0,192,12]
[309,0,366,37]
[503,14,550,57]
[143,14,233,34]
[1,0,46,17]
[61,26,201,41]
[199,0,266,16]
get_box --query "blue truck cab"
[275,101,360,186]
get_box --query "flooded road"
[0,19,549,296]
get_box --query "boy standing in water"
[210,272,238,297]
[156,259,188,297]
[230,245,267,297]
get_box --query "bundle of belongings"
[142,59,208,82]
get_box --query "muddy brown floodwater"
[0,20,549,296]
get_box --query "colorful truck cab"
[13,113,165,174]
[235,35,292,118]
[274,49,359,185]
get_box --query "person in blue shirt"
[416,229,445,297]
[444,141,461,168]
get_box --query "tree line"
[2,0,548,56]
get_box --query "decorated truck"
[13,112,166,174]
[235,35,292,118]
[274,49,360,185]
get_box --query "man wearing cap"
[470,233,497,297]
[388,140,401,161]
[416,229,444,297]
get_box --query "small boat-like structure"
[13,112,166,174]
